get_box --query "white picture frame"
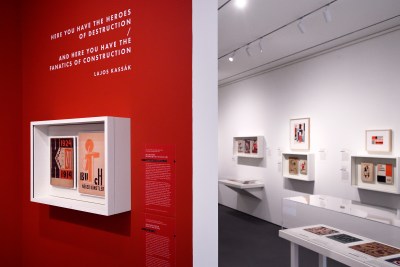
[365,129,392,153]
[290,118,310,150]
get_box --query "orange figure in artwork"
[84,139,100,182]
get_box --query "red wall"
[21,1,192,266]
[0,2,22,266]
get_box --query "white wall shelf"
[31,116,131,216]
[351,155,400,194]
[233,136,264,158]
[219,179,264,199]
[282,152,315,181]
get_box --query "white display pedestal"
[280,224,400,267]
[282,195,400,247]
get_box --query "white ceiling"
[218,0,400,86]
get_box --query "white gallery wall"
[193,0,218,266]
[218,28,400,226]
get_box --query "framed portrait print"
[290,118,310,150]
[365,129,392,153]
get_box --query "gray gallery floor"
[219,204,348,267]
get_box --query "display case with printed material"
[351,155,400,194]
[233,136,264,158]
[282,152,314,181]
[31,116,131,215]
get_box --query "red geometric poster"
[141,144,176,216]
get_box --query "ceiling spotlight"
[297,19,305,34]
[246,45,252,57]
[323,5,332,23]
[228,52,235,62]
[234,0,247,9]
[258,39,263,53]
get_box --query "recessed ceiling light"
[228,52,235,62]
[234,0,247,9]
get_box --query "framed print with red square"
[366,129,392,153]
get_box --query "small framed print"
[365,129,392,153]
[290,118,310,150]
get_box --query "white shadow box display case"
[31,116,131,216]
[233,136,264,158]
[282,152,314,181]
[351,155,400,194]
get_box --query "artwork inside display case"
[290,118,310,150]
[251,140,258,153]
[244,139,251,153]
[288,158,308,175]
[289,157,299,175]
[50,137,76,188]
[361,162,374,183]
[49,133,106,196]
[234,136,263,158]
[303,226,338,235]
[327,234,362,244]
[78,132,105,197]
[349,242,400,258]
[366,129,392,153]
[237,140,245,153]
[299,159,307,175]
[377,163,393,184]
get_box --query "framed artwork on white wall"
[290,118,310,150]
[365,129,392,153]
